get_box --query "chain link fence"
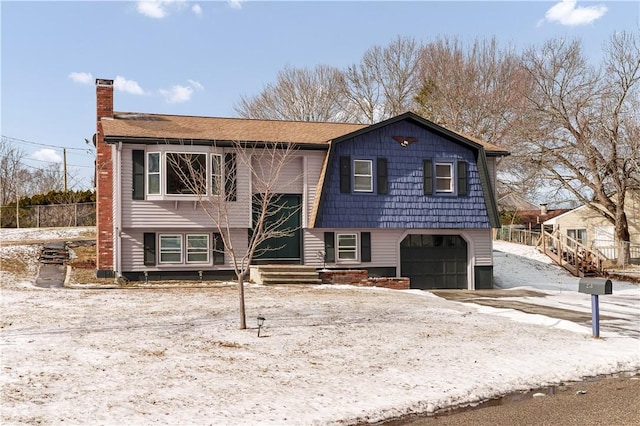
[0,202,96,228]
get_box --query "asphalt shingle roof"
[100,111,508,154]
[102,112,367,145]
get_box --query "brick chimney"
[95,79,115,277]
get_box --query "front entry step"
[251,265,321,285]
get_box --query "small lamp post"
[257,316,265,337]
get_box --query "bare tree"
[519,32,640,265]
[235,65,350,122]
[0,138,28,205]
[342,36,422,123]
[414,36,540,202]
[168,141,301,329]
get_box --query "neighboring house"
[498,193,539,213]
[95,78,509,289]
[543,191,640,260]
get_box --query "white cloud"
[187,79,204,91]
[159,80,204,103]
[228,0,242,10]
[68,72,94,85]
[114,76,145,95]
[160,85,193,103]
[543,0,607,26]
[32,149,62,163]
[191,4,202,15]
[136,0,187,19]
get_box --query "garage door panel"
[401,234,467,290]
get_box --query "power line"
[1,134,94,153]
[22,157,94,169]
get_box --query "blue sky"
[1,0,638,190]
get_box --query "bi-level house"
[95,78,509,289]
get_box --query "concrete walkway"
[34,264,66,288]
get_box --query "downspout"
[114,141,122,277]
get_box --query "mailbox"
[578,278,612,295]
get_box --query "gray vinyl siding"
[120,146,251,229]
[465,228,493,266]
[251,155,303,194]
[121,227,249,272]
[304,151,326,224]
[304,228,494,269]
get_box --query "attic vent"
[392,136,417,147]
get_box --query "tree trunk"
[237,274,247,330]
[615,210,631,267]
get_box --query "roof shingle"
[102,112,367,145]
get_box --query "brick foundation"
[318,270,410,290]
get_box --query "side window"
[159,235,182,263]
[147,152,160,195]
[211,154,223,196]
[225,153,237,201]
[435,162,453,193]
[567,229,587,247]
[337,233,357,261]
[186,234,209,264]
[353,160,373,192]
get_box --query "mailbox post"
[578,278,613,338]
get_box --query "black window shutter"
[324,232,335,262]
[143,233,156,266]
[132,150,145,200]
[225,153,237,201]
[339,156,351,193]
[377,158,388,194]
[361,232,371,262]
[212,233,225,265]
[457,161,468,196]
[423,159,433,195]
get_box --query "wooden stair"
[252,265,321,285]
[538,230,607,277]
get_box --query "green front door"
[253,194,301,263]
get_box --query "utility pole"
[15,188,19,229]
[63,148,68,192]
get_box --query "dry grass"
[0,256,31,277]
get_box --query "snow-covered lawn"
[1,228,639,425]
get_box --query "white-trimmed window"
[186,234,209,263]
[159,235,182,263]
[147,153,160,195]
[166,152,207,195]
[353,160,373,192]
[146,151,228,198]
[435,162,453,193]
[337,234,357,260]
[211,154,222,196]
[567,229,587,247]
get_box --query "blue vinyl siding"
[316,120,491,229]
